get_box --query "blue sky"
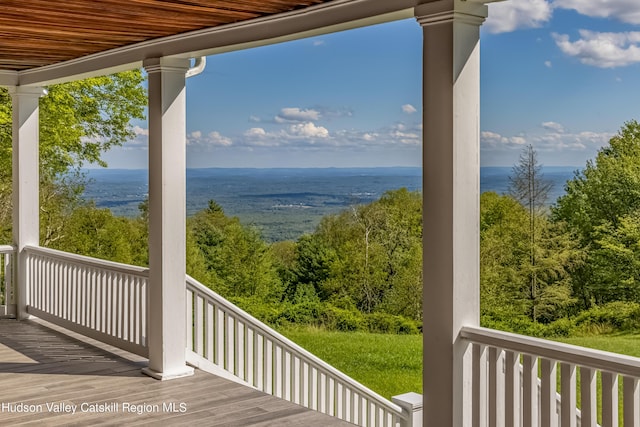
[102,0,640,169]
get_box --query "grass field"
[279,327,423,399]
[557,334,640,357]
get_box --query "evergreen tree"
[508,145,554,321]
[480,192,581,324]
[188,200,282,300]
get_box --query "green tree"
[480,192,580,324]
[49,204,144,264]
[295,189,423,318]
[0,71,146,244]
[188,200,282,300]
[553,121,640,306]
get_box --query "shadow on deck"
[0,319,351,426]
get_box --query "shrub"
[365,312,420,334]
[542,318,574,337]
[574,301,640,333]
[321,306,365,332]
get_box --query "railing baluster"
[284,350,291,401]
[206,302,214,362]
[215,306,224,366]
[274,345,283,398]
[580,366,597,427]
[96,268,103,332]
[489,346,505,427]
[505,350,520,427]
[601,371,619,427]
[226,314,235,374]
[254,332,262,389]
[246,327,253,383]
[119,273,125,340]
[194,295,202,354]
[237,321,245,380]
[310,366,318,410]
[560,363,576,427]
[523,354,538,427]
[473,343,488,427]
[540,358,557,427]
[623,376,640,427]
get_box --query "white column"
[417,1,486,425]
[142,57,194,380]
[10,86,43,320]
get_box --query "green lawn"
[279,327,422,399]
[557,334,640,358]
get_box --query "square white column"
[10,86,43,320]
[416,0,487,425]
[142,57,194,380]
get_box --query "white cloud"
[118,125,149,150]
[313,40,325,46]
[288,122,329,139]
[402,104,417,114]
[481,131,528,148]
[554,30,640,68]
[544,60,553,68]
[208,131,232,146]
[275,107,321,123]
[244,128,267,138]
[485,0,552,34]
[331,122,422,147]
[241,122,330,147]
[238,120,423,151]
[387,123,421,145]
[553,0,640,24]
[482,127,612,152]
[542,121,565,133]
[133,125,148,136]
[188,130,233,148]
[249,115,261,123]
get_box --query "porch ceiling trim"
[12,0,421,87]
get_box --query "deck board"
[0,319,352,426]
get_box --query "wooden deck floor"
[0,319,352,426]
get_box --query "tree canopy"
[0,70,146,244]
[553,121,640,306]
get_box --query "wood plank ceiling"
[0,0,330,71]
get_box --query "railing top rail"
[0,245,15,254]
[24,245,149,277]
[186,275,405,417]
[461,325,640,377]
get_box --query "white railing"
[186,275,417,427]
[24,245,148,357]
[0,245,15,316]
[462,326,640,427]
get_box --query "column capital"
[415,0,488,27]
[8,86,46,98]
[143,57,191,74]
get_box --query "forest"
[3,72,640,338]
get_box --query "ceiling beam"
[0,70,19,86]
[17,0,419,86]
